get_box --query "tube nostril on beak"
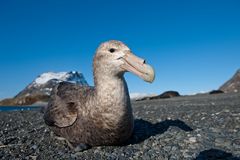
[143,60,146,64]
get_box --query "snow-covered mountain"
[16,71,89,98]
[0,71,89,106]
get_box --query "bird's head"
[94,40,155,83]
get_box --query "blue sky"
[0,0,240,99]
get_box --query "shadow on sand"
[126,119,193,145]
[195,149,240,160]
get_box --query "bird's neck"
[94,74,130,106]
[91,69,133,132]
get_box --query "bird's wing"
[44,82,92,128]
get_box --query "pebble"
[183,151,191,158]
[223,109,230,112]
[211,128,221,133]
[171,146,177,151]
[163,146,171,152]
[31,145,38,150]
[215,138,232,147]
[29,156,37,160]
[189,137,197,143]
[233,139,240,148]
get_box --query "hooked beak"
[121,52,155,83]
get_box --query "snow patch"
[32,71,88,87]
[35,72,70,85]
[188,91,208,95]
[130,93,156,100]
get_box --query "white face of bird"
[95,40,155,83]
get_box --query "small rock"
[215,138,232,147]
[183,151,191,158]
[201,117,206,120]
[74,144,90,152]
[57,151,64,156]
[163,146,171,152]
[70,154,77,159]
[142,154,151,160]
[233,139,240,148]
[215,138,225,144]
[190,145,197,149]
[235,125,240,129]
[74,152,84,157]
[223,109,230,113]
[31,145,37,150]
[189,137,197,143]
[171,146,177,151]
[211,128,221,133]
[29,156,37,160]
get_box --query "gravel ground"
[0,92,240,160]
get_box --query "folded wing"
[44,82,92,128]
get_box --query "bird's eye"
[109,48,116,53]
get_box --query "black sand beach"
[1,93,240,159]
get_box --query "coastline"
[0,106,43,112]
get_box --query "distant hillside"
[219,69,240,93]
[0,71,89,106]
